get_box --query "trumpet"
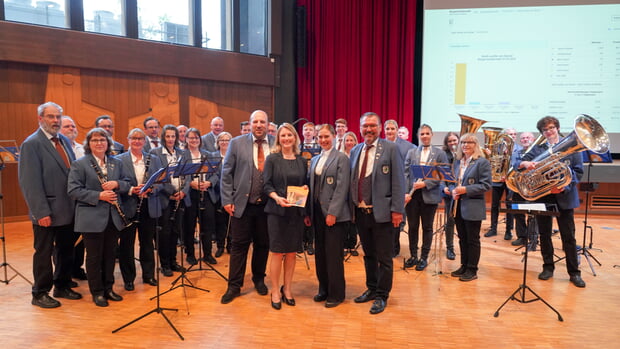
[90,158,133,229]
[134,154,151,224]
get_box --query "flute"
[134,154,151,224]
[90,158,133,229]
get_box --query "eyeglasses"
[129,137,145,141]
[90,139,107,144]
[460,141,476,145]
[361,124,379,129]
[218,139,231,143]
[542,126,557,133]
[186,136,200,140]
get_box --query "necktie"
[52,137,70,168]
[152,139,159,148]
[358,144,373,203]
[256,139,265,172]
[337,138,343,151]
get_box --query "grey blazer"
[449,156,492,221]
[349,138,405,223]
[394,137,416,162]
[309,150,351,223]
[201,132,217,152]
[220,133,275,218]
[116,151,164,219]
[67,154,131,232]
[404,146,448,205]
[18,129,76,226]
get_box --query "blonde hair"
[272,123,301,155]
[455,133,485,160]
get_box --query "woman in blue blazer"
[445,133,492,282]
[68,128,131,307]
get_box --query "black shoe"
[281,286,296,306]
[538,269,554,280]
[254,280,268,296]
[484,228,497,237]
[325,300,343,308]
[186,255,198,265]
[504,231,513,240]
[93,295,108,307]
[221,288,241,304]
[69,281,79,288]
[313,293,327,302]
[511,238,526,246]
[53,288,83,300]
[203,255,218,264]
[451,265,467,277]
[143,278,158,286]
[446,249,456,260]
[306,245,315,255]
[459,270,478,282]
[271,294,282,310]
[415,259,428,271]
[162,268,173,277]
[350,250,359,256]
[369,298,386,314]
[72,268,88,280]
[570,275,586,288]
[124,281,135,291]
[32,293,61,308]
[404,256,418,268]
[105,290,123,301]
[171,263,184,272]
[215,247,224,258]
[354,289,376,303]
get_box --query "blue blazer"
[149,146,191,208]
[521,143,583,209]
[220,133,275,218]
[18,129,76,226]
[404,145,448,205]
[116,151,164,219]
[449,156,492,221]
[394,137,416,162]
[349,138,405,223]
[308,150,351,223]
[67,154,132,232]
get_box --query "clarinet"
[133,154,151,224]
[90,158,133,229]
[199,153,207,211]
[169,154,185,222]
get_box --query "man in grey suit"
[403,124,448,271]
[350,112,405,314]
[18,102,82,308]
[220,110,274,304]
[201,116,224,152]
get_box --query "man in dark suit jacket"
[18,102,82,308]
[95,115,125,155]
[350,112,405,315]
[201,116,225,152]
[220,110,275,304]
[519,116,585,288]
[142,116,161,152]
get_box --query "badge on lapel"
[468,178,475,185]
[326,176,334,185]
[382,165,390,174]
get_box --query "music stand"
[577,153,603,275]
[494,203,563,321]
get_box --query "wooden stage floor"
[0,214,619,348]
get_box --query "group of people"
[18,101,586,314]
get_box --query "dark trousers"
[32,223,78,295]
[183,189,213,258]
[442,196,455,250]
[158,201,183,269]
[313,203,346,302]
[72,239,85,275]
[214,204,230,249]
[454,203,482,273]
[511,192,528,239]
[83,220,119,296]
[344,222,358,250]
[405,191,438,259]
[119,200,156,282]
[227,204,269,290]
[536,195,580,276]
[356,208,393,301]
[491,183,513,231]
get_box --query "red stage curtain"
[296,0,416,141]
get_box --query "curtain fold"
[296,0,416,140]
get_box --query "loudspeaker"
[295,5,307,67]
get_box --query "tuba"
[506,114,609,201]
[482,127,514,182]
[458,114,487,136]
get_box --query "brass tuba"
[482,127,514,182]
[506,114,609,201]
[458,113,487,136]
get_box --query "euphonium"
[482,127,514,182]
[506,114,609,201]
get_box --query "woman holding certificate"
[308,124,350,308]
[263,123,308,310]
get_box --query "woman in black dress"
[263,123,308,310]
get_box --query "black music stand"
[494,203,563,321]
[577,153,602,275]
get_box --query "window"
[137,0,192,45]
[239,0,267,56]
[83,0,123,36]
[4,0,67,28]
[201,0,231,50]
